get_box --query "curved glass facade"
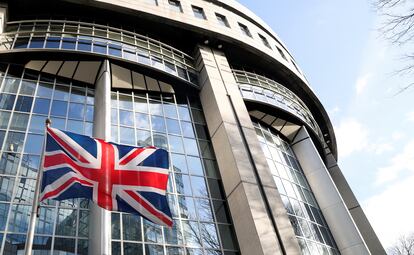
[253,120,339,255]
[0,64,94,254]
[0,20,198,86]
[109,85,239,255]
[234,70,324,142]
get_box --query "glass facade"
[234,69,324,141]
[0,21,198,85]
[253,120,339,255]
[0,64,94,254]
[110,83,239,255]
[0,62,240,254]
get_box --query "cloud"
[363,174,414,248]
[372,142,393,155]
[375,140,414,185]
[328,106,340,117]
[391,131,404,141]
[406,111,414,122]
[355,73,371,95]
[335,118,369,158]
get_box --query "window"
[216,13,230,27]
[238,23,251,37]
[259,34,271,49]
[192,6,206,20]
[276,46,287,61]
[168,0,182,13]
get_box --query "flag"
[40,127,173,227]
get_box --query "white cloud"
[363,175,414,248]
[375,140,414,185]
[391,131,404,141]
[372,142,393,155]
[355,73,371,95]
[335,118,369,158]
[406,111,414,122]
[328,106,340,117]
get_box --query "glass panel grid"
[1,20,197,86]
[254,121,339,255]
[233,69,324,142]
[110,86,238,254]
[0,65,92,254]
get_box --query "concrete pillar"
[325,151,386,254]
[196,45,301,255]
[89,60,112,255]
[0,4,6,34]
[291,127,370,255]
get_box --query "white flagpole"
[24,118,51,255]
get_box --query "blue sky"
[239,0,414,249]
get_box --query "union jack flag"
[40,127,173,227]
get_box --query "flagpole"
[24,118,51,255]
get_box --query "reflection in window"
[254,120,338,253]
[109,88,238,254]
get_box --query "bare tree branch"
[387,232,414,255]
[374,0,414,95]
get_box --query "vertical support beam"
[0,3,7,34]
[89,60,111,255]
[291,127,370,255]
[196,45,301,255]
[325,151,386,254]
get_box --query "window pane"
[136,113,150,129]
[54,237,76,254]
[10,112,29,131]
[119,110,134,126]
[14,96,33,112]
[181,122,195,138]
[125,243,143,255]
[33,98,50,115]
[119,127,135,145]
[166,118,181,135]
[151,116,166,133]
[50,100,68,117]
[68,102,85,120]
[123,213,142,241]
[20,80,36,96]
[169,135,184,153]
[171,153,187,173]
[136,129,151,146]
[0,111,10,129]
[5,131,25,152]
[55,208,77,236]
[53,85,70,100]
[187,156,203,176]
[37,82,53,98]
[8,204,30,233]
[0,94,16,110]
[0,152,20,175]
[0,176,14,201]
[24,134,44,154]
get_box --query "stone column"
[89,60,112,255]
[325,150,386,254]
[196,45,301,255]
[291,127,370,255]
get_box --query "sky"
[238,0,414,250]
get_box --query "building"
[0,0,385,254]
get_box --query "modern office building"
[0,0,385,254]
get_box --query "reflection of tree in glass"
[182,187,221,253]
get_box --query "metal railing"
[233,69,324,141]
[0,20,198,86]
